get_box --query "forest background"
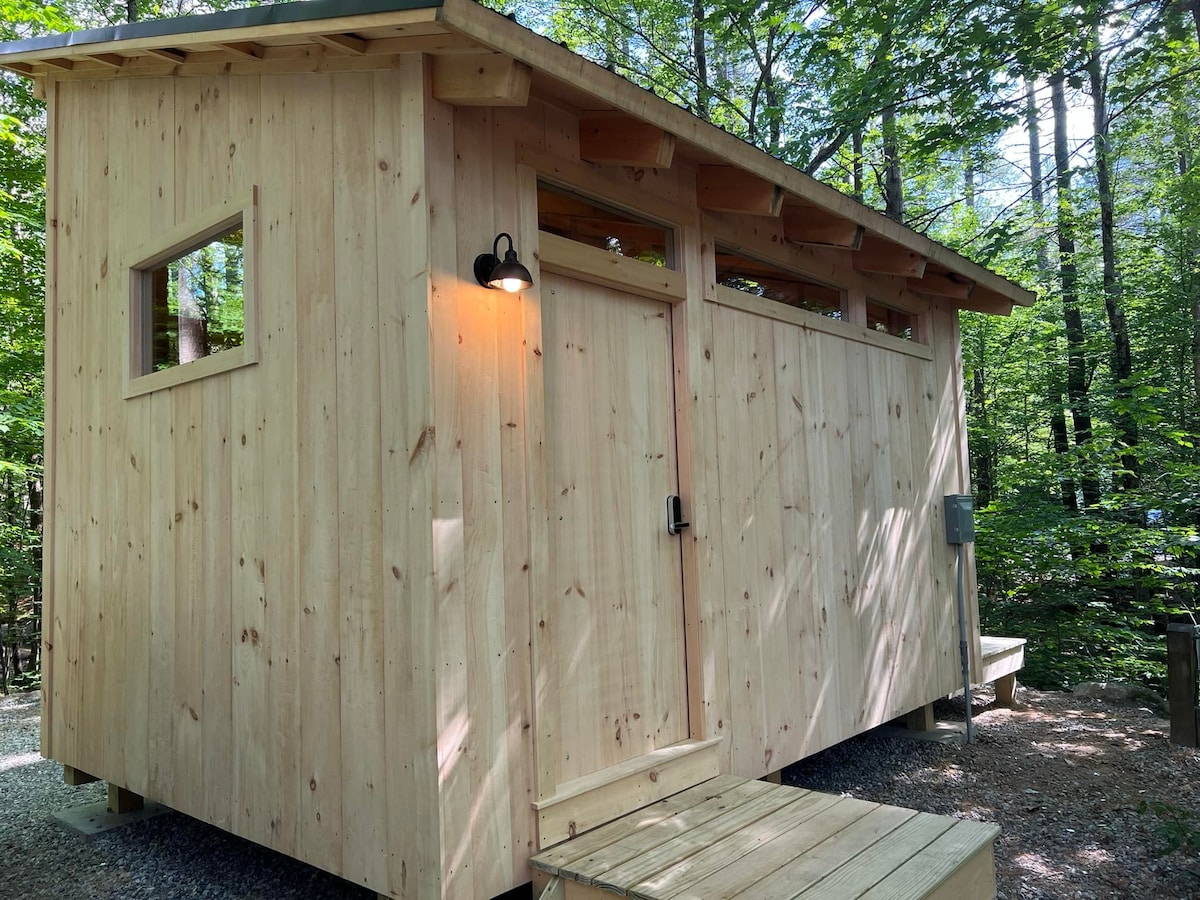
[1,0,1197,694]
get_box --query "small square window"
[866,300,916,341]
[537,182,675,268]
[125,188,258,398]
[144,225,245,371]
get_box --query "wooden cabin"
[0,1,1033,897]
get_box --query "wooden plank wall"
[422,99,543,900]
[700,299,966,777]
[43,63,444,898]
[44,61,980,899]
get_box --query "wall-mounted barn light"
[474,232,534,293]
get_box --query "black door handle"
[667,495,689,535]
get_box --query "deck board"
[662,797,881,900]
[585,786,814,888]
[570,779,780,881]
[531,775,749,874]
[531,777,1000,900]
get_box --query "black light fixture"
[474,232,534,293]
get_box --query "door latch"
[667,495,690,535]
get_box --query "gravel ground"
[3,686,1199,898]
[0,690,374,899]
[785,684,1200,899]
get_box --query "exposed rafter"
[579,116,675,169]
[853,234,928,278]
[86,53,127,69]
[218,41,266,60]
[143,47,186,64]
[781,203,862,249]
[907,269,973,300]
[697,165,783,216]
[311,33,367,55]
[431,52,531,107]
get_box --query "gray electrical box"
[944,494,975,544]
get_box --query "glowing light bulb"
[500,277,524,293]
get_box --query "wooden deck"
[530,775,999,900]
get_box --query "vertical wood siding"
[44,66,442,898]
[45,68,978,900]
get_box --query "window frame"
[713,242,846,320]
[123,186,259,399]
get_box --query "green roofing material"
[0,0,442,57]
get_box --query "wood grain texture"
[376,58,443,897]
[538,272,688,791]
[705,299,962,778]
[43,66,993,900]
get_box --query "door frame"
[515,162,707,809]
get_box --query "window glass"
[715,246,843,318]
[143,225,245,372]
[537,182,674,267]
[866,300,915,340]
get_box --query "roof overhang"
[0,0,1035,314]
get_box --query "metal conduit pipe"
[956,542,974,744]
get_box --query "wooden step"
[534,738,724,848]
[532,776,1000,900]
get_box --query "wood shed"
[0,1,1034,896]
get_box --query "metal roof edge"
[0,0,443,57]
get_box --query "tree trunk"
[882,102,903,221]
[127,0,138,23]
[1185,148,1200,417]
[964,155,976,211]
[766,80,781,152]
[692,0,709,119]
[971,366,994,507]
[1088,21,1139,490]
[1051,72,1099,508]
[1025,76,1052,276]
[1051,390,1078,510]
[852,129,864,201]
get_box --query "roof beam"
[431,52,531,107]
[959,285,1015,316]
[697,165,783,216]
[853,234,927,278]
[579,116,675,169]
[87,53,127,69]
[218,41,266,60]
[780,203,862,248]
[40,57,74,71]
[907,269,973,300]
[311,33,367,55]
[142,47,186,64]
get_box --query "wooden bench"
[979,636,1026,707]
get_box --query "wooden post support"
[106,783,145,815]
[62,765,100,786]
[1167,624,1199,748]
[994,673,1017,708]
[761,769,783,785]
[901,703,936,733]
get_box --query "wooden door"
[535,271,689,794]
